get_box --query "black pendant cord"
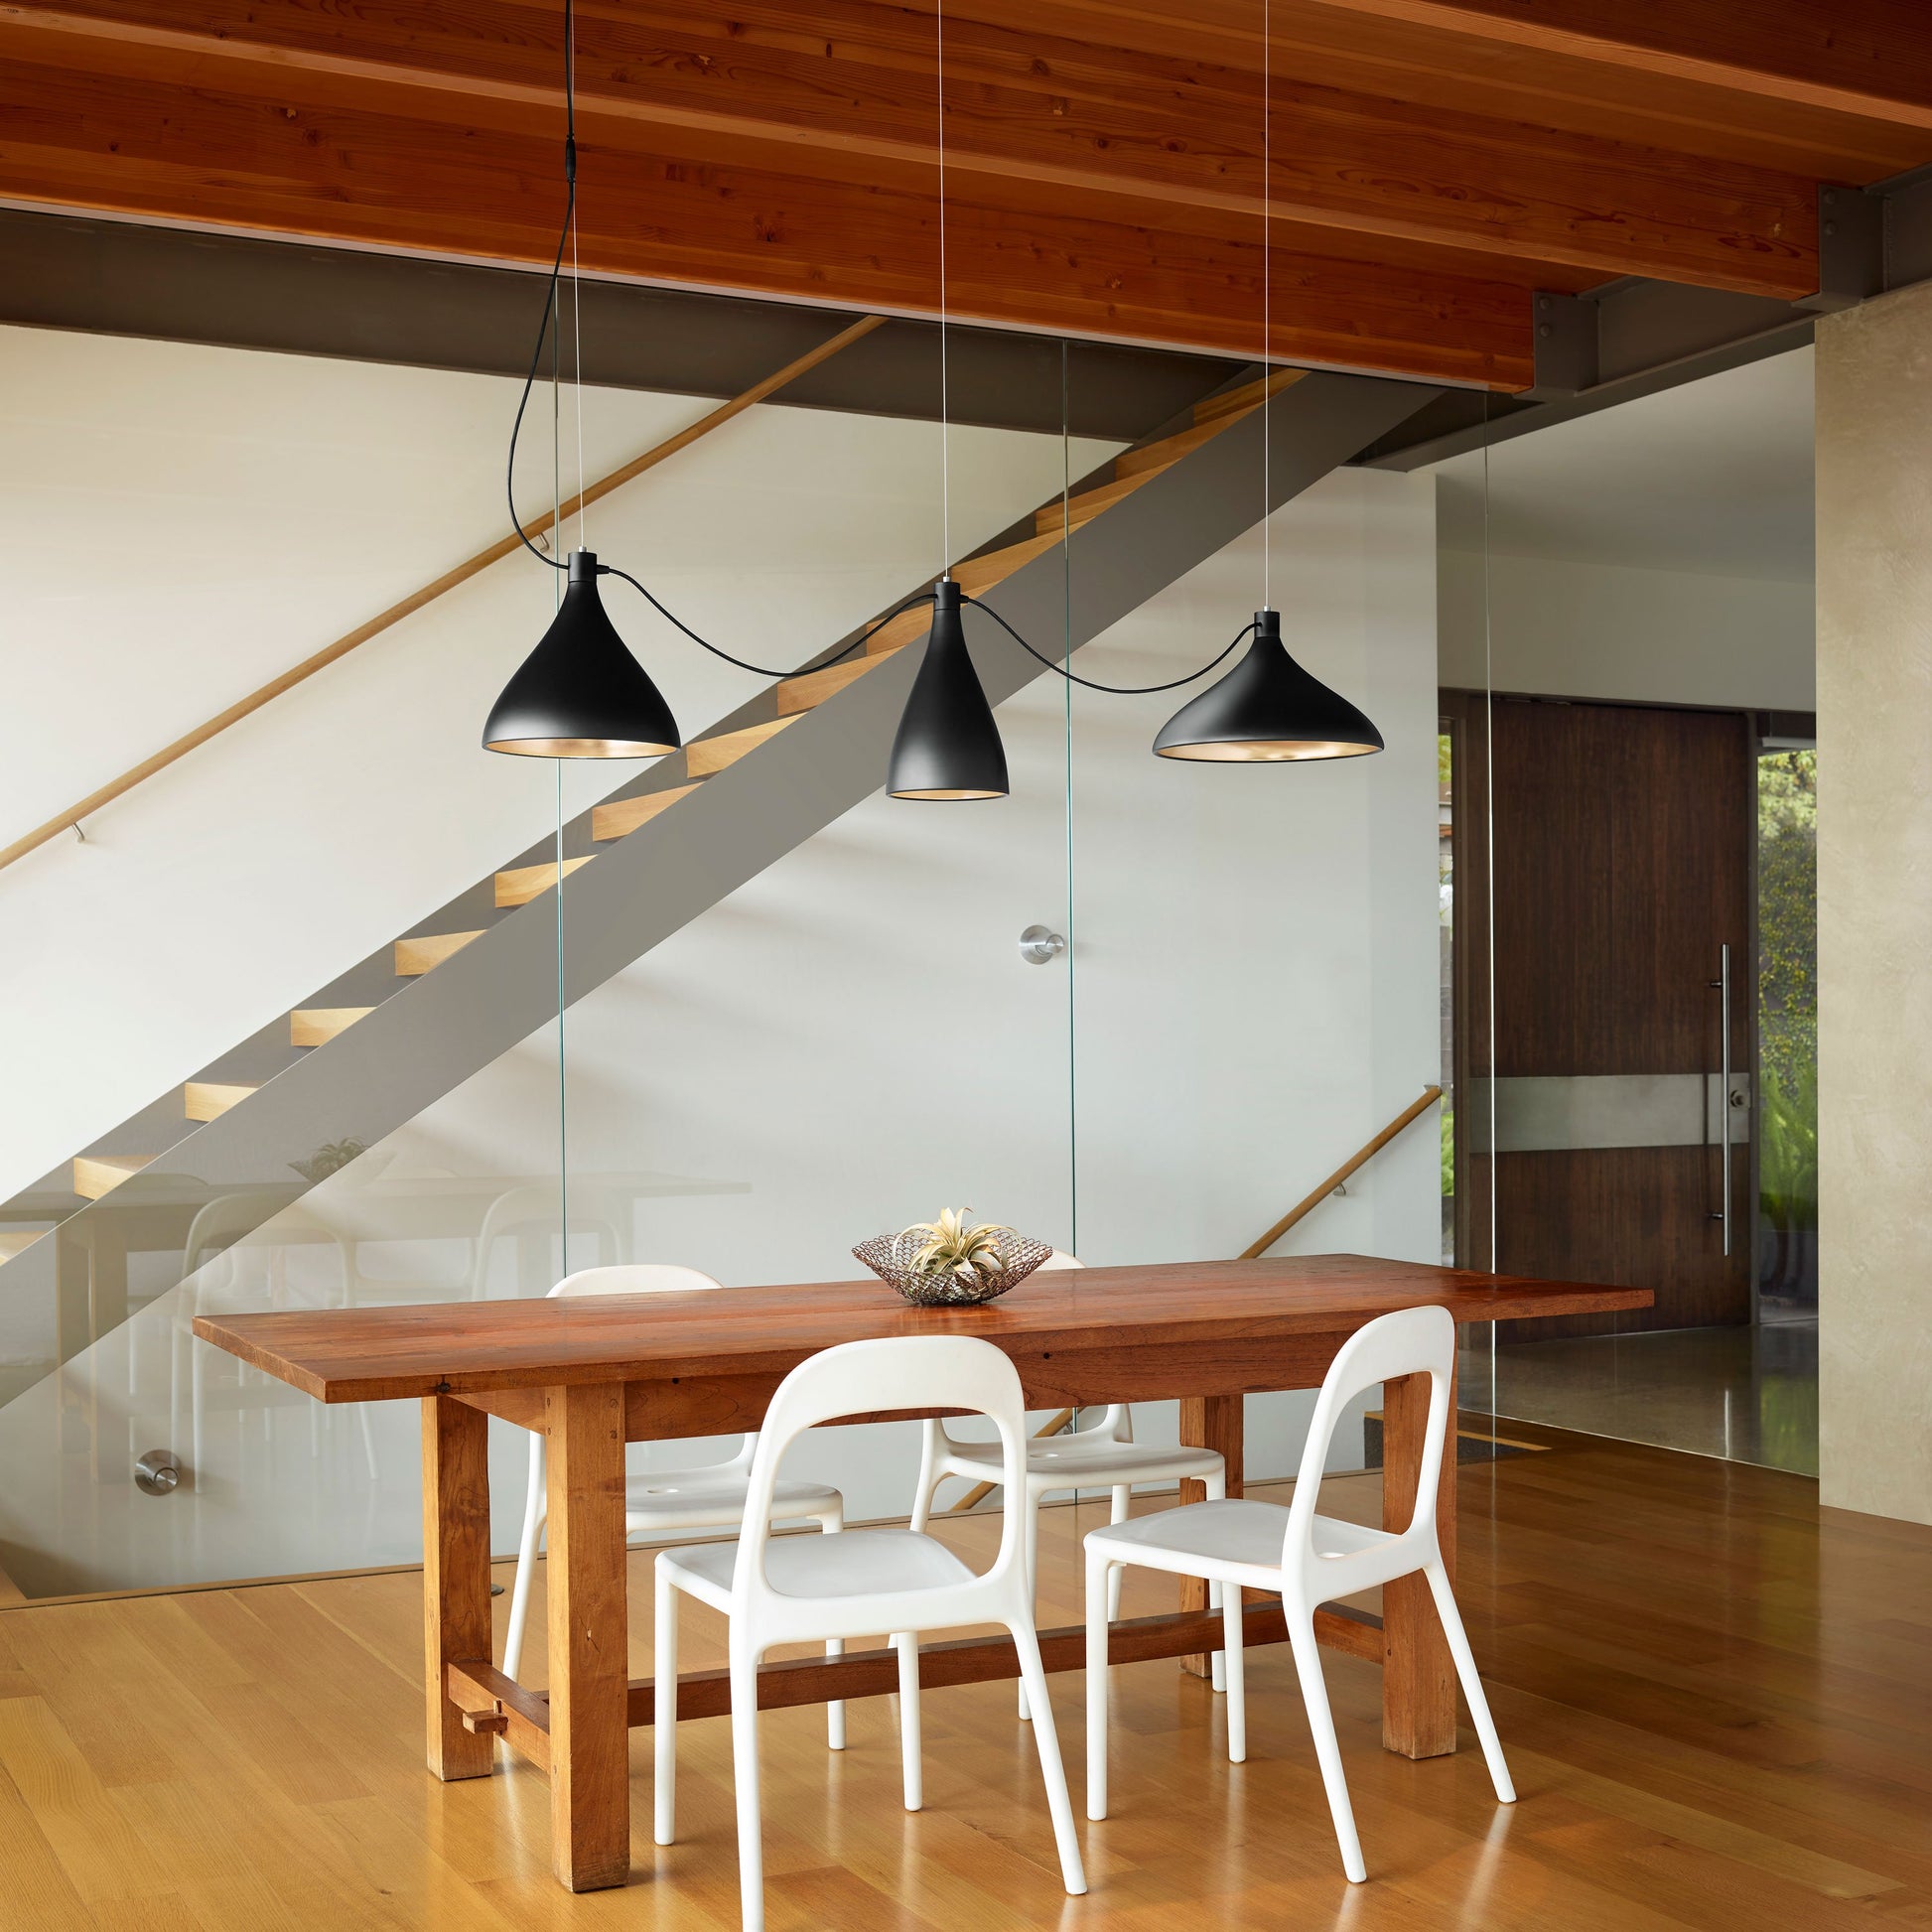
[601,567,939,680]
[964,596,1258,695]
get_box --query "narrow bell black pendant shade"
[887,579,1009,799]
[1153,610,1383,762]
[483,550,680,757]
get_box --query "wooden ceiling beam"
[959,0,1932,181]
[3,2,1821,298]
[0,55,1535,386]
[1299,0,1932,131]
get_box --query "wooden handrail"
[1239,1084,1445,1260]
[0,314,887,878]
[944,1082,1445,1512]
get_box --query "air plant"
[901,1207,1014,1289]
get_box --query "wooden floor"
[2,1422,1929,1929]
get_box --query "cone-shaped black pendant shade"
[1153,609,1383,761]
[483,550,680,757]
[887,580,1009,799]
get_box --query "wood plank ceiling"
[2,0,1929,390]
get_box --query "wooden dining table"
[195,1254,1650,1893]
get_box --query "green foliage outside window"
[1758,751,1817,1239]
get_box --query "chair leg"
[501,1445,547,1681]
[1018,1481,1042,1721]
[1012,1618,1088,1896]
[1107,1486,1130,1621]
[895,1631,922,1812]
[730,1636,766,1932]
[818,1508,847,1751]
[653,1564,678,1846]
[1221,1574,1246,1764]
[1424,1560,1516,1804]
[1085,1545,1112,1822]
[1207,1466,1227,1694]
[1286,1606,1366,1883]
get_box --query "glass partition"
[1445,359,1818,1477]
[0,323,1103,1597]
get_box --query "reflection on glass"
[1755,747,1818,1321]
[1438,727,1455,1266]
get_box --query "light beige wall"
[1438,544,1814,710]
[1816,277,1932,1525]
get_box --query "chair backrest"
[547,1264,739,1468]
[549,1262,723,1299]
[1033,1253,1132,1437]
[741,1336,1029,1606]
[181,1192,347,1296]
[476,1183,625,1293]
[1284,1304,1455,1572]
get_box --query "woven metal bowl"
[853,1229,1054,1308]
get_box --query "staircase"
[0,365,1437,1370]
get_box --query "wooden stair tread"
[73,1154,154,1200]
[1117,415,1244,478]
[1192,367,1304,427]
[395,930,484,977]
[952,530,1063,598]
[1034,466,1168,537]
[184,1082,256,1122]
[776,650,895,716]
[291,1007,374,1046]
[591,783,700,843]
[494,856,592,907]
[865,607,936,658]
[686,716,799,777]
[0,1229,44,1263]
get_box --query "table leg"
[422,1395,494,1782]
[544,1381,630,1892]
[1381,1364,1457,1758]
[88,1214,128,1345]
[57,1224,91,1370]
[1177,1394,1244,1677]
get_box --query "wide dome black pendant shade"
[483,550,680,758]
[1153,609,1383,762]
[887,580,1009,799]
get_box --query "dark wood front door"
[1452,696,1753,1338]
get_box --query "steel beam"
[1361,169,1932,472]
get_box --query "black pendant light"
[1154,609,1382,761]
[483,550,680,758]
[888,580,1008,799]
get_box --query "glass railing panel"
[0,322,1121,1596]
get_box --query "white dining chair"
[500,1263,849,1748]
[654,1333,1086,1930]
[1082,1303,1513,1882]
[909,1250,1230,1712]
[178,1193,373,1477]
[470,1180,625,1299]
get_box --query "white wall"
[1437,544,1815,711]
[0,463,1442,1594]
[0,326,1108,1201]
